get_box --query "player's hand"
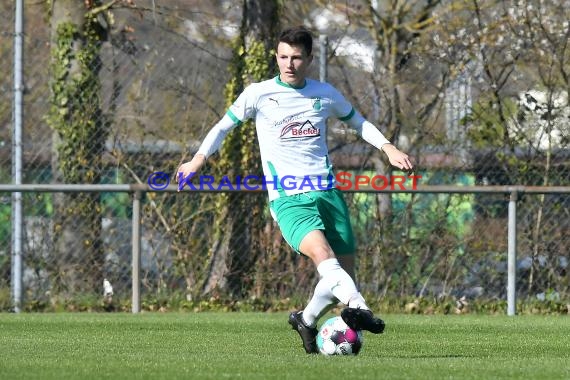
[381,144,414,172]
[176,154,206,191]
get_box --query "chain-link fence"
[1,1,568,312]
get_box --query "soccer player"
[176,26,413,353]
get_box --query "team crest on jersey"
[280,120,320,139]
[311,97,322,111]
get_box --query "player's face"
[276,42,313,88]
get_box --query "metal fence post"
[11,0,24,314]
[507,190,518,316]
[132,190,142,313]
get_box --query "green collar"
[275,75,306,89]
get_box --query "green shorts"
[269,188,355,255]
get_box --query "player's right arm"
[176,114,237,190]
[176,84,257,190]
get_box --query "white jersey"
[197,76,390,201]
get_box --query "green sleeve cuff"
[338,108,355,121]
[226,110,242,126]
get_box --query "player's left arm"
[345,112,413,172]
[379,142,414,172]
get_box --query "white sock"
[302,258,369,327]
[302,278,338,328]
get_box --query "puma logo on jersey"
[280,120,320,139]
[269,97,279,106]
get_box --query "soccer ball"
[316,316,363,356]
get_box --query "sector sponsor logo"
[280,120,320,139]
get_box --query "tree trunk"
[48,0,107,298]
[202,0,280,297]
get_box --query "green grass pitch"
[1,313,569,379]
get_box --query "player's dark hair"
[277,26,313,56]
